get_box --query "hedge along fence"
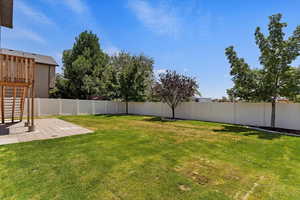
[22,98,300,130]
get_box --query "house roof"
[0,48,58,66]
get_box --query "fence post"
[37,98,40,117]
[76,99,79,115]
[233,101,237,124]
[92,100,95,115]
[263,103,266,126]
[106,101,109,114]
[122,102,126,114]
[59,99,62,115]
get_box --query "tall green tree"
[113,52,154,113]
[56,31,109,99]
[225,14,300,127]
[101,65,120,100]
[49,74,70,98]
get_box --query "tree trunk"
[172,107,175,119]
[126,101,128,114]
[271,99,276,128]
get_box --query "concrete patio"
[0,118,92,145]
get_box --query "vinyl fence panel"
[28,98,300,130]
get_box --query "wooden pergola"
[0,53,36,131]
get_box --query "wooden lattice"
[0,53,36,131]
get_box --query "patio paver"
[0,118,92,145]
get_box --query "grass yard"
[1,115,300,200]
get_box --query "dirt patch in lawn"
[175,157,270,199]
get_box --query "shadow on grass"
[213,125,282,140]
[94,114,127,118]
[143,117,180,123]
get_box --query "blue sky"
[2,0,300,98]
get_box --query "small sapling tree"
[154,70,199,119]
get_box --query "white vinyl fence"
[24,98,126,116]
[25,99,300,130]
[128,102,300,130]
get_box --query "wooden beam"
[20,87,27,122]
[12,87,16,123]
[30,62,36,130]
[0,54,34,62]
[26,87,30,127]
[31,84,34,128]
[0,82,30,87]
[1,86,5,124]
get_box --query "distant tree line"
[50,31,199,117]
[50,31,154,104]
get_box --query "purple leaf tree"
[154,70,199,119]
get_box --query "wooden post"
[1,86,4,124]
[12,87,16,123]
[0,55,2,124]
[29,80,35,131]
[0,87,1,123]
[29,60,35,132]
[20,87,27,122]
[25,87,30,127]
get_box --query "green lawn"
[1,115,300,200]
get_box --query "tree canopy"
[51,31,109,99]
[154,70,199,119]
[225,14,300,127]
[115,52,154,113]
[51,31,154,104]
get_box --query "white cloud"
[43,0,89,15]
[154,68,167,78]
[15,0,55,25]
[62,0,88,14]
[19,28,46,44]
[6,27,46,44]
[103,45,121,56]
[128,0,181,37]
[155,69,167,74]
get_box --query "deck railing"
[0,54,35,86]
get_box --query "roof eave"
[36,62,59,66]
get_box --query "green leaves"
[116,52,154,102]
[225,13,300,127]
[154,70,199,118]
[226,14,300,102]
[58,31,109,99]
[225,46,260,101]
[51,31,154,101]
